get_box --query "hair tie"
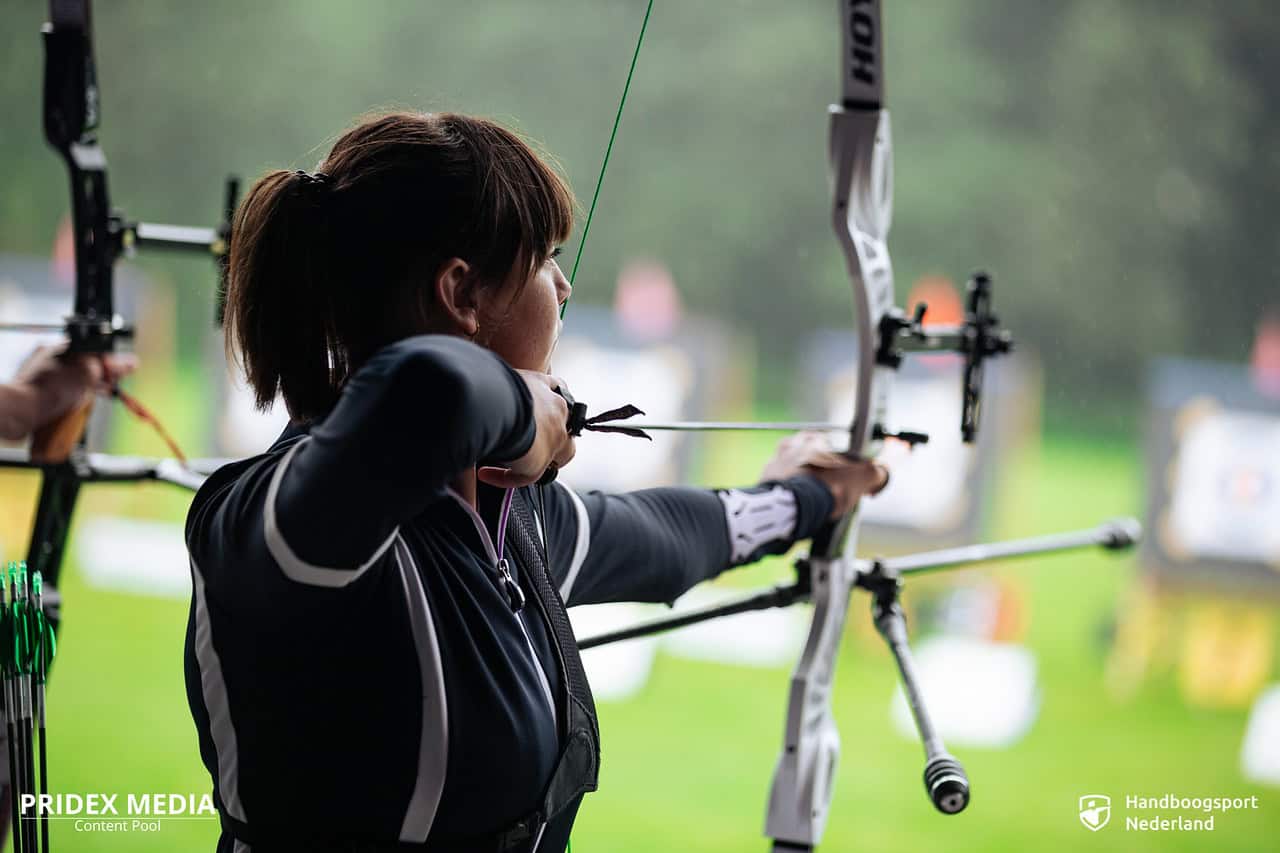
[293,170,331,201]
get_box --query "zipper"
[445,487,557,726]
[494,557,526,612]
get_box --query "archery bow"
[567,3,1132,850]
[0,8,234,844]
[763,2,899,845]
[567,5,971,841]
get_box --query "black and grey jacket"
[183,335,834,852]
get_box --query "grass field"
[1,415,1276,852]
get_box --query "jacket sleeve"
[248,335,535,583]
[537,475,834,607]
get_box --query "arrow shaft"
[621,420,846,432]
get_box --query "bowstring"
[98,354,190,466]
[562,0,654,319]
[558,10,653,852]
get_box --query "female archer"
[184,111,887,853]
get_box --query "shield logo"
[1079,794,1111,831]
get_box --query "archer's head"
[225,111,575,423]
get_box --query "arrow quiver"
[0,564,56,853]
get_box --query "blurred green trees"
[1,1,1276,428]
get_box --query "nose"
[554,262,572,306]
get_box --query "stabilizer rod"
[859,560,970,814]
[880,518,1141,576]
[576,518,1141,650]
[578,581,808,650]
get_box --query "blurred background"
[1,1,1278,850]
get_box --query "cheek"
[526,281,562,357]
[486,278,560,369]
[526,276,562,338]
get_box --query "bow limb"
[30,0,122,464]
[765,1,892,848]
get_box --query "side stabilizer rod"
[578,581,808,650]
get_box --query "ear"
[432,257,479,337]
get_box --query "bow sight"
[874,271,1014,443]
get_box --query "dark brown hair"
[225,112,575,422]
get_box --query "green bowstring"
[563,0,654,319]
[558,8,654,852]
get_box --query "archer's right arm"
[275,335,539,567]
[188,335,538,593]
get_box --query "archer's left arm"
[538,476,835,607]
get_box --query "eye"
[549,246,563,260]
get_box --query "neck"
[452,468,478,509]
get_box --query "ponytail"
[225,170,345,420]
